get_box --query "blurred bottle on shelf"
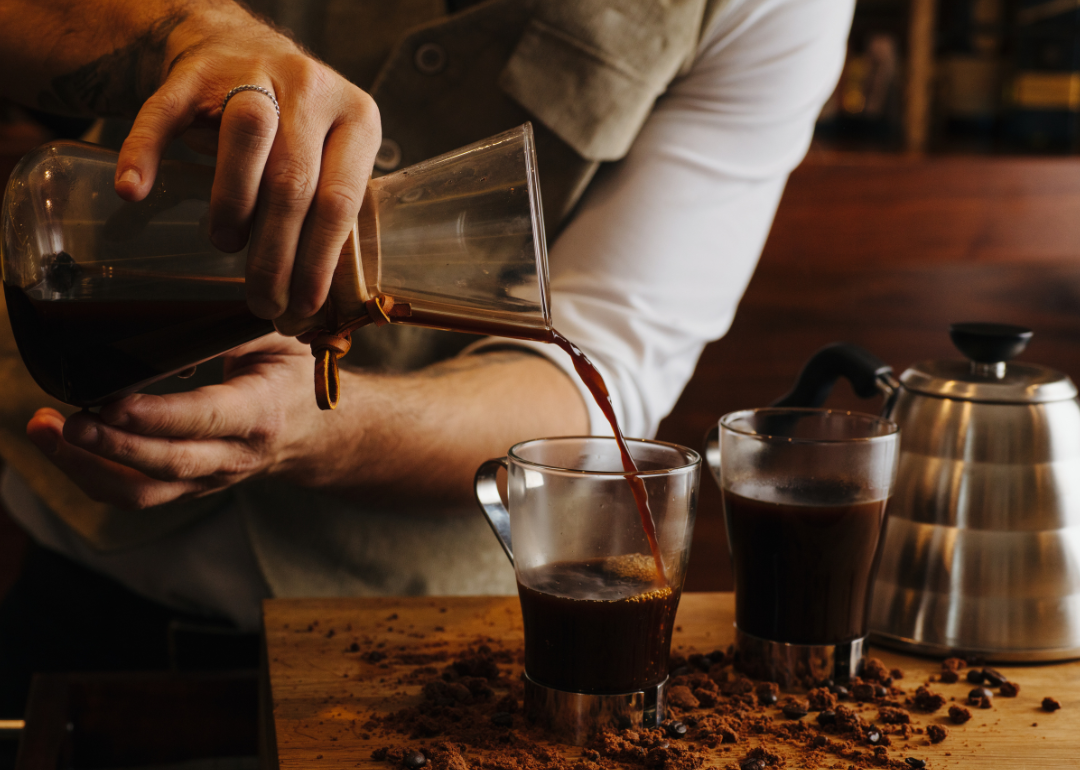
[935,0,1005,151]
[1002,0,1080,152]
[815,0,906,150]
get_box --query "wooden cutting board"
[263,593,1079,769]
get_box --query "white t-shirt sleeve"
[465,0,855,438]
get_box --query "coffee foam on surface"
[602,553,659,584]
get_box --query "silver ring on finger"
[221,84,280,118]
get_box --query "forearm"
[286,351,590,505]
[0,0,273,116]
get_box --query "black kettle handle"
[772,342,898,410]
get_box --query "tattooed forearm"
[37,10,189,117]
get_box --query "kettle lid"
[901,323,1078,404]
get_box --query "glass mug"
[705,408,900,687]
[474,436,700,744]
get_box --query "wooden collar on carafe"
[310,294,411,410]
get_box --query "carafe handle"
[474,458,514,565]
[772,342,899,415]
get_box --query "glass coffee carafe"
[1,124,550,408]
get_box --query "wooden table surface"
[263,593,1079,769]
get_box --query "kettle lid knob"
[949,322,1033,364]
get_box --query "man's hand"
[24,338,590,511]
[0,0,380,324]
[116,5,381,322]
[25,335,324,510]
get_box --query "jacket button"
[375,138,402,171]
[414,42,447,75]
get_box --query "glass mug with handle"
[474,436,700,744]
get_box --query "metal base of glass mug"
[735,627,866,688]
[523,674,667,745]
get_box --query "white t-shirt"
[2,0,854,631]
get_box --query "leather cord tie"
[365,294,395,326]
[313,293,412,412]
[309,296,411,410]
[311,331,352,411]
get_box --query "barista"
[0,0,854,713]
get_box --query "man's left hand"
[25,335,323,510]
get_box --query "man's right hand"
[113,3,381,323]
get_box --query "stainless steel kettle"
[776,323,1080,661]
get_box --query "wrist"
[161,1,295,84]
[270,365,379,491]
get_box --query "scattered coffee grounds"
[738,746,782,770]
[938,670,959,684]
[1041,697,1062,712]
[863,658,890,683]
[999,681,1020,697]
[668,685,701,710]
[806,688,837,712]
[360,639,1056,770]
[926,725,948,744]
[888,669,905,681]
[852,683,877,702]
[941,658,966,672]
[948,705,972,724]
[911,686,946,712]
[877,707,910,725]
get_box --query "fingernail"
[211,226,243,252]
[117,168,141,187]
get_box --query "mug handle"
[703,425,721,487]
[474,457,514,566]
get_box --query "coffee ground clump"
[948,705,972,724]
[911,687,946,712]
[877,707,910,725]
[926,725,948,744]
[806,688,837,712]
[862,658,890,683]
[999,681,1020,698]
[1041,697,1062,712]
